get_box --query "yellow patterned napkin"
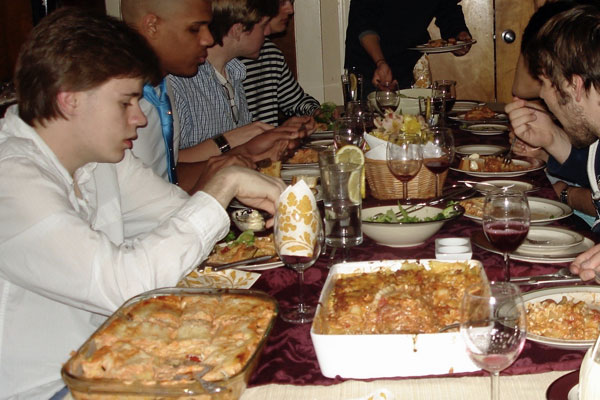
[178,268,260,289]
[276,180,319,258]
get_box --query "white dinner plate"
[521,286,600,349]
[455,144,506,156]
[408,39,477,53]
[474,179,538,194]
[462,196,573,224]
[310,130,334,140]
[463,123,510,136]
[519,227,584,252]
[451,100,485,112]
[280,167,320,182]
[306,139,333,148]
[451,157,546,177]
[472,231,594,264]
[282,162,319,169]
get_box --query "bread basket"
[365,158,447,200]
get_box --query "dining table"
[235,110,598,400]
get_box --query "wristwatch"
[213,134,231,153]
[560,186,569,204]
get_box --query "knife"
[512,276,583,286]
[211,255,274,271]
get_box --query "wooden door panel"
[495,0,536,103]
[428,0,495,102]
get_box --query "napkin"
[579,335,600,399]
[276,180,319,258]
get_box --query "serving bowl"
[361,204,463,247]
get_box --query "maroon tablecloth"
[246,125,599,387]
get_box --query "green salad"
[223,229,255,245]
[314,102,337,130]
[365,202,460,223]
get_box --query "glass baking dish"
[62,288,278,399]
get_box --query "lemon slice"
[350,73,358,96]
[335,145,365,201]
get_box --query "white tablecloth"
[240,370,570,400]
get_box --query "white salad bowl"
[361,204,464,247]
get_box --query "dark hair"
[209,0,278,46]
[523,3,600,96]
[15,7,160,126]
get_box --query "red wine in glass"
[484,221,529,253]
[424,157,450,175]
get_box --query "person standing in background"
[344,0,472,97]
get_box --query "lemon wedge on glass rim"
[334,145,366,201]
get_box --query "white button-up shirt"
[0,107,229,398]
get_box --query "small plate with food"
[205,231,282,271]
[449,105,508,123]
[282,148,319,168]
[463,123,510,136]
[408,38,476,53]
[460,196,572,224]
[451,154,546,177]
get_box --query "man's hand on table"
[571,243,600,281]
[281,115,316,136]
[202,166,287,227]
[179,154,256,194]
[231,125,302,162]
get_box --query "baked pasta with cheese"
[66,292,276,385]
[315,261,483,335]
[527,297,600,340]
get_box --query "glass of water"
[319,162,363,263]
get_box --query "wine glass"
[482,189,530,281]
[460,281,527,400]
[386,133,423,203]
[375,81,400,114]
[422,126,455,197]
[333,116,366,150]
[274,208,324,324]
[433,79,457,114]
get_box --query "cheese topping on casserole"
[316,261,483,335]
[69,294,276,382]
[526,297,600,340]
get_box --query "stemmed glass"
[375,81,400,114]
[460,281,527,400]
[274,208,324,324]
[333,116,366,150]
[482,189,530,281]
[386,133,423,203]
[422,126,454,198]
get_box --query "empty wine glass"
[375,81,400,114]
[482,189,530,281]
[274,208,324,324]
[460,281,527,400]
[386,133,423,203]
[422,126,455,197]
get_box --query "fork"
[502,136,517,165]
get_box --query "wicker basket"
[365,158,448,200]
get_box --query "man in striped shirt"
[241,0,320,126]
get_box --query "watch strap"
[560,187,569,204]
[213,134,231,154]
